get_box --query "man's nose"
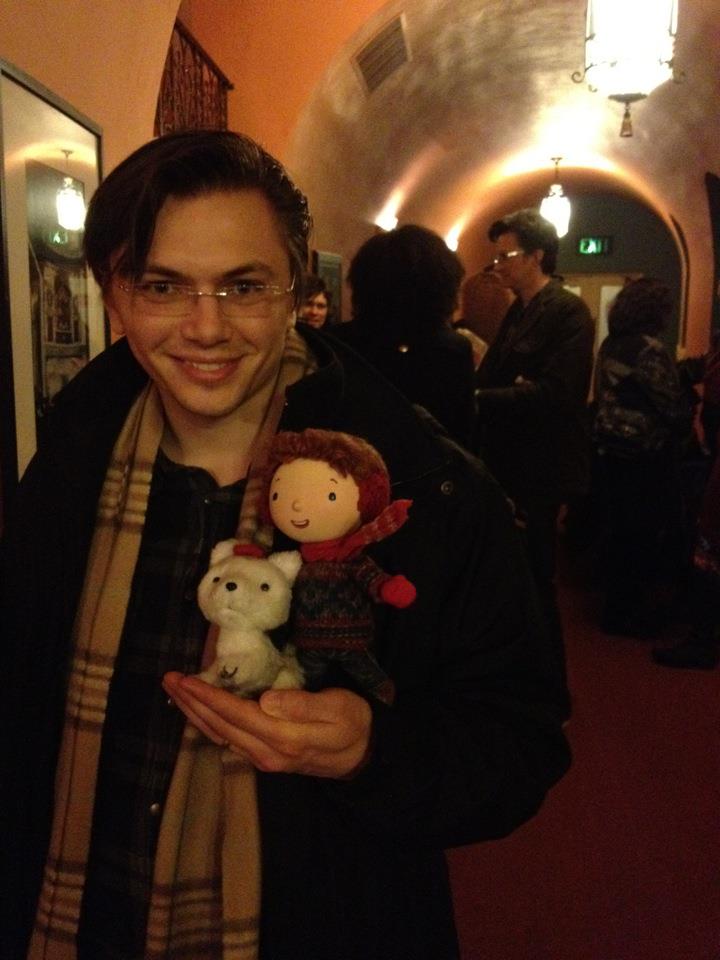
[181,293,229,340]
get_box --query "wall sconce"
[572,0,680,137]
[539,158,571,238]
[55,149,86,231]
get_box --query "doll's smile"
[291,518,310,529]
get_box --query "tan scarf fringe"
[29,328,314,960]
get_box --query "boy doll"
[264,428,416,704]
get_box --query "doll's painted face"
[269,458,362,543]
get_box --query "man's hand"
[162,673,373,779]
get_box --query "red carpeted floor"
[448,543,720,960]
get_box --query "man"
[1,133,570,960]
[474,209,594,715]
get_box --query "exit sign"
[578,235,613,255]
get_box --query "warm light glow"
[584,0,678,100]
[56,177,86,231]
[540,184,572,238]
[445,222,463,251]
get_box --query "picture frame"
[0,60,105,521]
[311,249,343,324]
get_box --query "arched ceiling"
[186,0,720,351]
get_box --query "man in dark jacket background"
[475,209,594,716]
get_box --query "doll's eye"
[271,492,278,501]
[328,492,337,501]
[260,582,270,592]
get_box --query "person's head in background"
[298,275,331,328]
[488,208,558,303]
[459,264,514,345]
[347,224,464,343]
[608,277,673,338]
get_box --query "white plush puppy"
[197,539,304,697]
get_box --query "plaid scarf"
[29,328,313,960]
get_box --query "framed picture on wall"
[0,59,105,521]
[311,249,343,324]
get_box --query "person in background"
[460,263,514,349]
[593,277,693,637]
[1,130,570,960]
[474,208,594,718]
[653,338,720,669]
[298,273,331,328]
[333,224,477,447]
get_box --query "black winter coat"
[475,280,594,506]
[329,322,477,447]
[1,329,570,960]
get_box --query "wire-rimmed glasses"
[117,277,294,318]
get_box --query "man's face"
[299,293,329,328]
[492,231,542,296]
[269,458,362,543]
[104,189,294,429]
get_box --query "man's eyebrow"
[142,261,275,280]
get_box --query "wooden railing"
[154,19,233,135]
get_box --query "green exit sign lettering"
[578,235,612,255]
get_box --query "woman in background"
[593,277,693,636]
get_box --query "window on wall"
[154,19,233,135]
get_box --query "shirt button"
[440,480,454,495]
[149,802,162,817]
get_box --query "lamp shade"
[584,0,678,101]
[56,177,86,231]
[540,184,571,239]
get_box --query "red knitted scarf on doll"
[300,499,412,562]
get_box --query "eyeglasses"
[492,250,524,265]
[117,277,294,318]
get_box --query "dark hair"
[301,274,330,304]
[347,224,464,339]
[83,129,311,306]
[488,208,559,275]
[607,277,673,337]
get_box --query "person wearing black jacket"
[1,133,570,960]
[333,224,477,448]
[475,209,594,714]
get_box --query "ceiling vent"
[354,16,409,94]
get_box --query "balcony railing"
[154,19,233,135]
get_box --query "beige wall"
[0,0,179,175]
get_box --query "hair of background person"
[607,276,673,338]
[346,224,465,339]
[488,208,559,276]
[83,129,312,308]
[301,274,331,305]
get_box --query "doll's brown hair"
[262,429,390,525]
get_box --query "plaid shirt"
[77,451,245,959]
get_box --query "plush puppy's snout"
[225,582,238,592]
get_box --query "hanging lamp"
[55,150,86,231]
[572,0,680,137]
[539,158,571,239]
